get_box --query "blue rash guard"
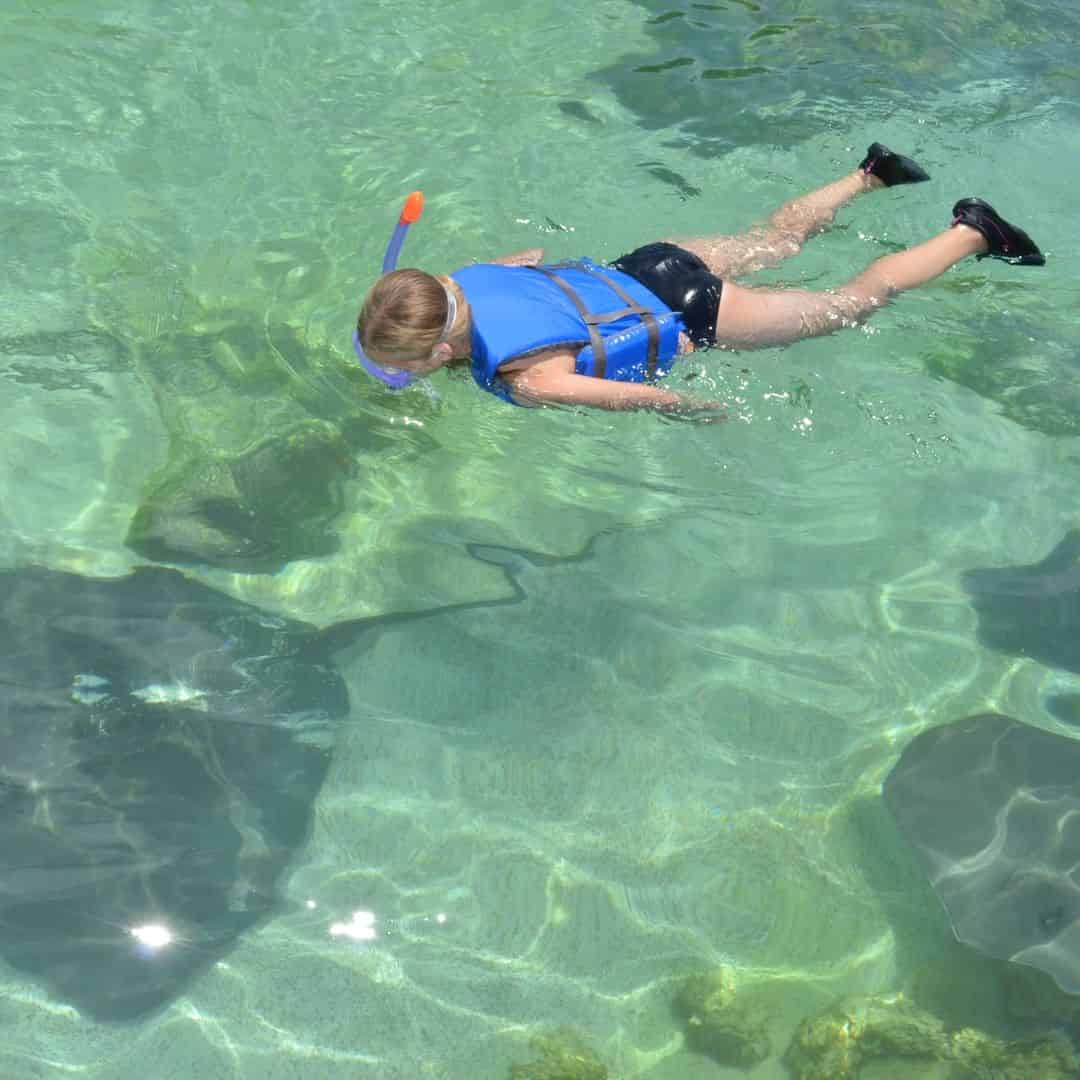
[450,260,684,403]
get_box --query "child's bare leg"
[713,225,987,350]
[668,170,882,280]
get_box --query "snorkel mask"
[353,190,430,390]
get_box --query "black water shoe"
[951,198,1045,266]
[860,142,930,186]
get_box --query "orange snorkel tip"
[380,190,425,274]
[400,190,424,225]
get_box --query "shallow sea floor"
[2,0,1080,1076]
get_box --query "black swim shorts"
[612,242,723,348]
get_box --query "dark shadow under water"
[884,712,1080,997]
[963,530,1080,676]
[0,534,586,1021]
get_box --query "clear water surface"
[2,0,1080,1076]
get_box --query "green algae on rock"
[509,1028,609,1080]
[674,967,772,1069]
[783,993,1078,1080]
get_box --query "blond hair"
[357,269,465,358]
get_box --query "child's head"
[356,269,465,378]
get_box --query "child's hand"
[663,400,728,424]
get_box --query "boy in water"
[355,143,1044,414]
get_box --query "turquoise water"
[3,0,1080,1075]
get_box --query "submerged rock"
[674,967,772,1068]
[509,1028,608,1080]
[783,993,1078,1080]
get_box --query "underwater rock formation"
[674,967,772,1069]
[783,994,1077,1080]
[508,1028,608,1080]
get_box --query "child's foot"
[860,142,930,186]
[951,198,1046,266]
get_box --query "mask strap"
[441,286,458,340]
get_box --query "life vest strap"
[532,262,660,380]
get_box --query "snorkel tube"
[353,190,425,389]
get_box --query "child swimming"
[354,143,1045,415]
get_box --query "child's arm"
[503,357,724,417]
[489,248,545,267]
